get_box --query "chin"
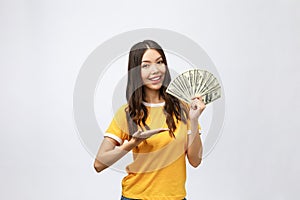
[145,84,163,91]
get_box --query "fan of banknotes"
[166,69,221,105]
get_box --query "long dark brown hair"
[125,40,188,139]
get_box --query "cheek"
[161,65,167,75]
[140,69,148,82]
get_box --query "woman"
[94,40,205,200]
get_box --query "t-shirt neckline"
[142,101,165,107]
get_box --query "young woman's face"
[140,49,166,92]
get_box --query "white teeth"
[150,77,160,81]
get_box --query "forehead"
[142,49,162,62]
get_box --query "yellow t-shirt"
[105,102,200,200]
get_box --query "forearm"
[94,139,137,172]
[187,119,203,167]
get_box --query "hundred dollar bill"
[167,78,190,102]
[201,86,221,105]
[166,87,191,103]
[200,74,218,94]
[198,70,213,95]
[171,78,190,100]
[178,73,192,98]
[181,70,193,97]
[193,69,204,96]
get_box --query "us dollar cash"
[201,86,221,105]
[167,68,221,105]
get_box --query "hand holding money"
[166,69,221,105]
[189,96,206,120]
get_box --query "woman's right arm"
[94,137,138,173]
[94,128,169,173]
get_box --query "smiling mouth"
[149,76,161,81]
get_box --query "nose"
[150,63,159,74]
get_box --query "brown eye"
[142,64,150,68]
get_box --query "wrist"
[120,139,139,151]
[129,137,143,147]
[188,130,201,135]
[190,118,199,123]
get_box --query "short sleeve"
[104,105,129,145]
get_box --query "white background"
[1,0,299,199]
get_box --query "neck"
[144,89,164,103]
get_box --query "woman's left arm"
[186,97,206,168]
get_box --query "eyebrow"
[142,56,163,63]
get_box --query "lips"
[148,76,163,84]
[149,76,161,81]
